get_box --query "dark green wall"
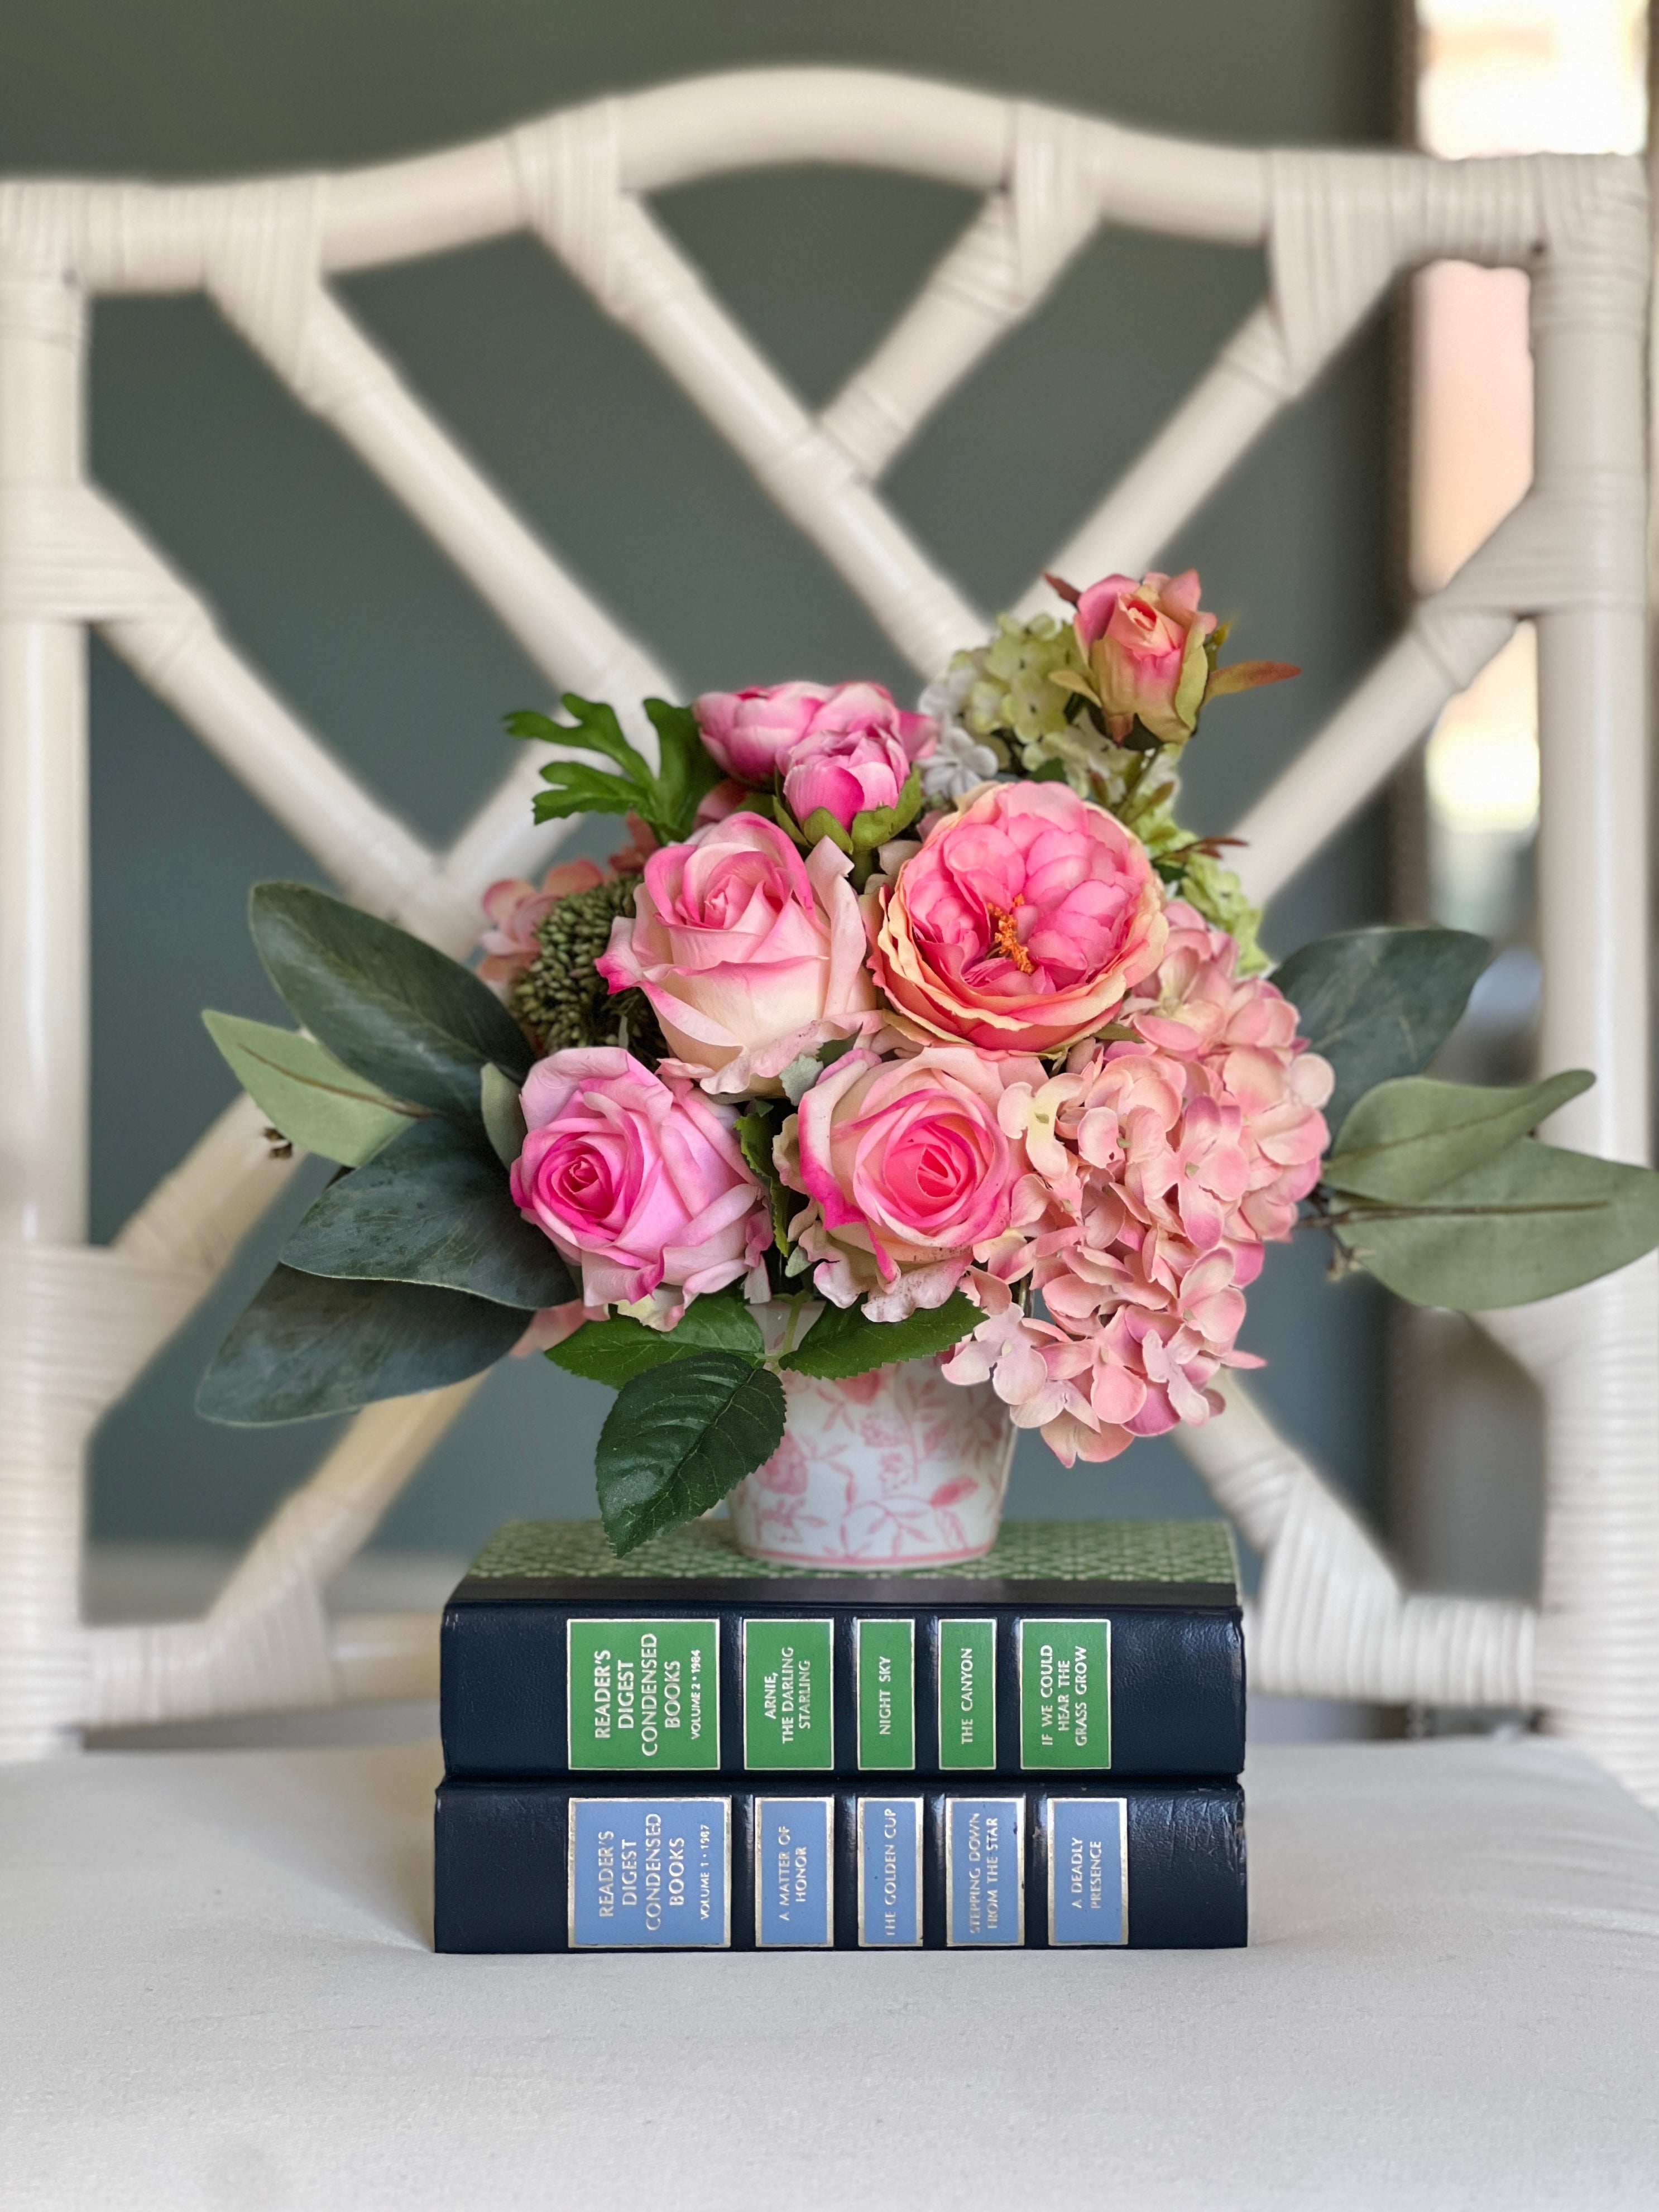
[0,0,1393,1551]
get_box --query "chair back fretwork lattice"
[1,71,1651,1801]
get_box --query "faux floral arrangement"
[198,571,1659,1552]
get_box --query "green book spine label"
[742,1619,833,1770]
[937,1618,996,1770]
[1018,1618,1111,1769]
[856,1618,915,1770]
[566,1619,720,1770]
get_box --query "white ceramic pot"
[727,1354,1016,1570]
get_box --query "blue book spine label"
[754,1798,834,1947]
[946,1797,1024,1946]
[1046,1797,1128,1945]
[568,1797,730,1947]
[857,1796,922,1947]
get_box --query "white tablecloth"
[5,1734,1658,2209]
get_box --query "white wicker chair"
[2,70,1653,1807]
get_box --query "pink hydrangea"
[943,906,1330,1465]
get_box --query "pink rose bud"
[783,722,914,833]
[510,1048,769,1314]
[869,780,1168,1057]
[594,810,876,1092]
[695,679,935,789]
[1072,569,1216,745]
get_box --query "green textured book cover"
[463,1517,1238,1595]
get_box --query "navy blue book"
[440,1519,1244,1782]
[434,1776,1246,1951]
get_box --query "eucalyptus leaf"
[1272,925,1491,1135]
[596,1352,787,1553]
[1331,1139,1659,1309]
[250,882,531,1119]
[1326,1071,1593,1205]
[196,1264,524,1424]
[201,1010,419,1166]
[782,1290,979,1380]
[480,1063,527,1169]
[280,1119,572,1309]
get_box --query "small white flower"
[919,723,1003,803]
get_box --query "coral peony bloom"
[783,721,915,833]
[510,1048,769,1316]
[594,811,876,1093]
[781,1045,1039,1319]
[1072,569,1216,745]
[695,679,935,789]
[478,858,605,988]
[868,780,1167,1055]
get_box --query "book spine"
[441,1602,1244,1779]
[433,1777,1246,1952]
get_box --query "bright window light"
[1415,0,1646,909]
[1426,627,1539,833]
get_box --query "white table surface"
[5,1733,1658,2210]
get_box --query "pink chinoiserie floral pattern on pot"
[727,1359,1016,1568]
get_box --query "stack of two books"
[435,1519,1248,1951]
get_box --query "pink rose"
[596,811,876,1093]
[478,858,605,989]
[868,781,1168,1056]
[1073,569,1216,745]
[784,722,914,834]
[695,680,935,789]
[782,1046,1038,1321]
[510,1047,769,1316]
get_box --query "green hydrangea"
[957,613,1085,746]
[511,874,668,1059]
[1175,851,1268,973]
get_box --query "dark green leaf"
[249,882,531,1119]
[645,697,724,839]
[512,695,722,846]
[531,765,651,824]
[480,1063,527,1169]
[545,1290,765,1386]
[545,1316,691,1386]
[1331,1139,1659,1308]
[668,1290,765,1357]
[201,1010,420,1166]
[782,1290,979,1379]
[1326,1071,1593,1204]
[735,1099,794,1250]
[596,1352,786,1553]
[1272,925,1492,1134]
[280,1119,573,1308]
[536,694,654,785]
[196,1265,524,1424]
